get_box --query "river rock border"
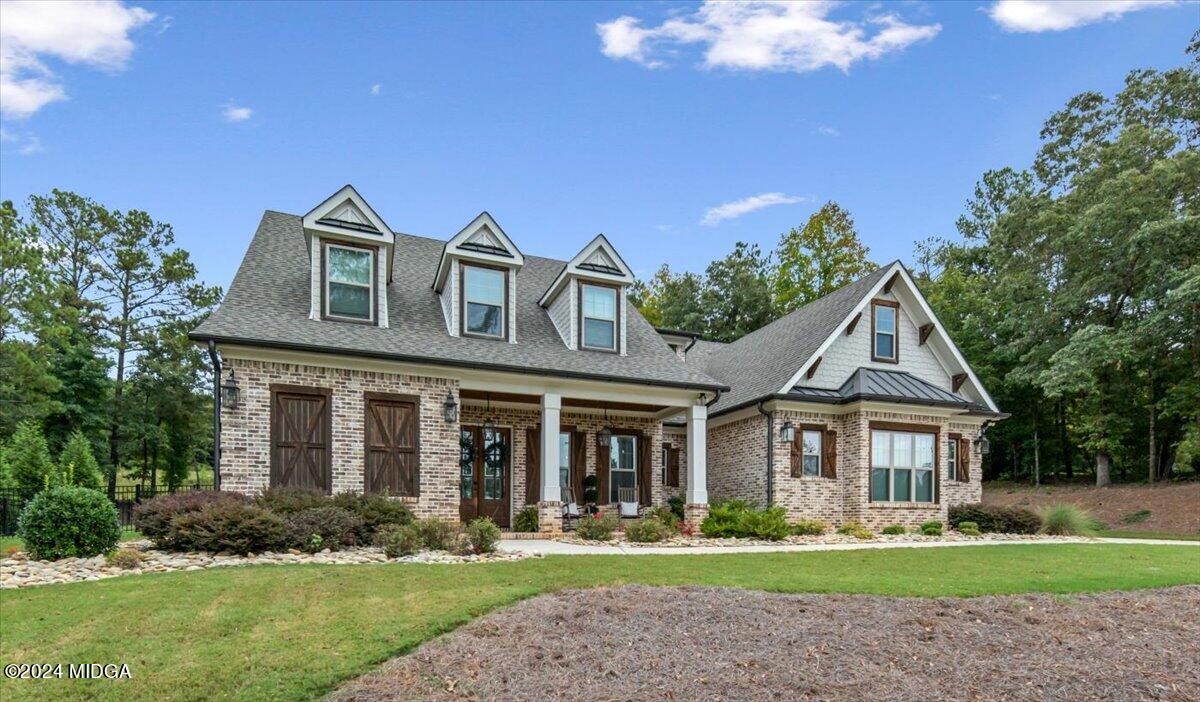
[0,540,539,589]
[561,532,1086,548]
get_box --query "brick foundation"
[683,503,708,530]
[537,501,563,535]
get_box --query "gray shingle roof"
[191,212,725,391]
[700,265,893,414]
[789,367,985,410]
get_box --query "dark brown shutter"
[822,430,837,479]
[525,426,540,505]
[666,446,680,487]
[365,395,419,496]
[571,431,586,504]
[790,432,803,478]
[957,438,971,482]
[638,432,652,506]
[272,386,331,493]
[596,435,610,505]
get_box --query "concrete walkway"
[498,536,1197,556]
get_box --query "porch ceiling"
[459,389,667,414]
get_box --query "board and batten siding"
[796,291,952,391]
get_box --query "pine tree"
[9,420,55,499]
[58,429,102,491]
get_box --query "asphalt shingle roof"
[191,212,725,391]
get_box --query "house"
[191,185,1003,534]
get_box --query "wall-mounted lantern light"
[442,390,458,423]
[596,407,613,448]
[974,435,990,455]
[779,420,796,444]
[220,369,240,410]
[482,394,496,433]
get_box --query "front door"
[459,425,510,527]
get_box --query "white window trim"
[873,303,897,361]
[581,283,618,351]
[609,434,637,502]
[462,264,506,339]
[801,430,822,477]
[946,438,958,481]
[324,243,375,323]
[870,430,936,503]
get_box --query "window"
[801,430,822,477]
[609,434,637,503]
[872,300,898,362]
[324,244,374,321]
[946,437,958,481]
[558,432,570,492]
[870,429,935,503]
[462,265,505,338]
[581,283,617,350]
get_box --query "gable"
[323,201,375,230]
[538,234,634,307]
[302,184,394,242]
[434,211,525,292]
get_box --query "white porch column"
[540,393,562,503]
[685,402,708,505]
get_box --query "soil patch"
[331,584,1200,701]
[984,482,1200,535]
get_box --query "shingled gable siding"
[797,291,952,393]
[547,287,574,349]
[219,358,460,520]
[459,404,667,517]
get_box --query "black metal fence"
[0,484,216,537]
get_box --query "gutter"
[206,340,222,490]
[711,392,1009,419]
[757,400,774,507]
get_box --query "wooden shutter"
[665,446,680,487]
[822,430,837,479]
[790,432,803,478]
[364,394,419,496]
[957,438,971,482]
[596,435,610,505]
[272,385,331,492]
[524,426,540,505]
[571,431,586,504]
[637,433,652,506]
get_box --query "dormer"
[303,185,394,328]
[433,212,524,342]
[539,235,635,354]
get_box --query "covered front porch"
[455,384,709,535]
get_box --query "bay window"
[581,283,618,351]
[870,429,936,503]
[462,264,506,338]
[609,434,637,503]
[324,243,374,322]
[872,300,898,362]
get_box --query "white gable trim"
[538,234,634,307]
[776,262,999,412]
[302,184,394,242]
[433,212,525,292]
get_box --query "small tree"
[9,420,55,499]
[58,429,102,490]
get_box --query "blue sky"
[1,1,1195,291]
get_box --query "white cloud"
[221,102,252,123]
[370,83,381,96]
[816,125,840,137]
[0,0,154,119]
[597,1,940,74]
[701,192,806,226]
[988,1,1178,33]
[0,126,41,154]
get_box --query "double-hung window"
[462,265,505,338]
[870,429,935,503]
[609,434,637,503]
[324,244,374,322]
[581,284,617,351]
[800,430,822,477]
[872,300,898,362]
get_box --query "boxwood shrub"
[17,486,121,560]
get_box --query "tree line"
[0,191,220,497]
[634,37,1200,485]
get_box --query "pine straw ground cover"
[333,584,1200,702]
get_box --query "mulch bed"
[331,585,1200,701]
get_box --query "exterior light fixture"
[482,394,495,433]
[596,407,613,448]
[974,435,991,455]
[220,369,240,410]
[442,390,458,423]
[779,420,796,444]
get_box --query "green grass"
[2,544,1197,702]
[1098,530,1200,541]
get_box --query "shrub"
[134,490,251,541]
[413,517,459,551]
[18,486,121,560]
[667,495,685,521]
[881,524,906,535]
[331,492,413,541]
[9,420,56,499]
[165,502,287,554]
[740,507,790,541]
[948,503,1039,534]
[836,521,874,540]
[625,518,672,543]
[646,506,681,533]
[574,512,618,541]
[1039,504,1096,536]
[513,506,539,532]
[106,548,143,569]
[373,523,422,558]
[700,501,788,540]
[463,517,501,554]
[257,486,329,515]
[57,430,103,491]
[957,520,982,536]
[790,518,829,536]
[920,520,943,537]
[284,506,363,552]
[1121,509,1152,525]
[699,499,755,538]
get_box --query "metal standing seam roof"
[190,211,726,392]
[788,367,986,410]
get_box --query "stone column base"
[537,501,564,535]
[683,503,709,531]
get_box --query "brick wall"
[662,426,688,503]
[707,414,769,506]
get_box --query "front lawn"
[1097,529,1200,541]
[2,544,1197,702]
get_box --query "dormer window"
[872,299,899,362]
[324,242,375,323]
[580,282,618,351]
[461,264,507,339]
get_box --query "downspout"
[757,401,774,507]
[206,340,222,491]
